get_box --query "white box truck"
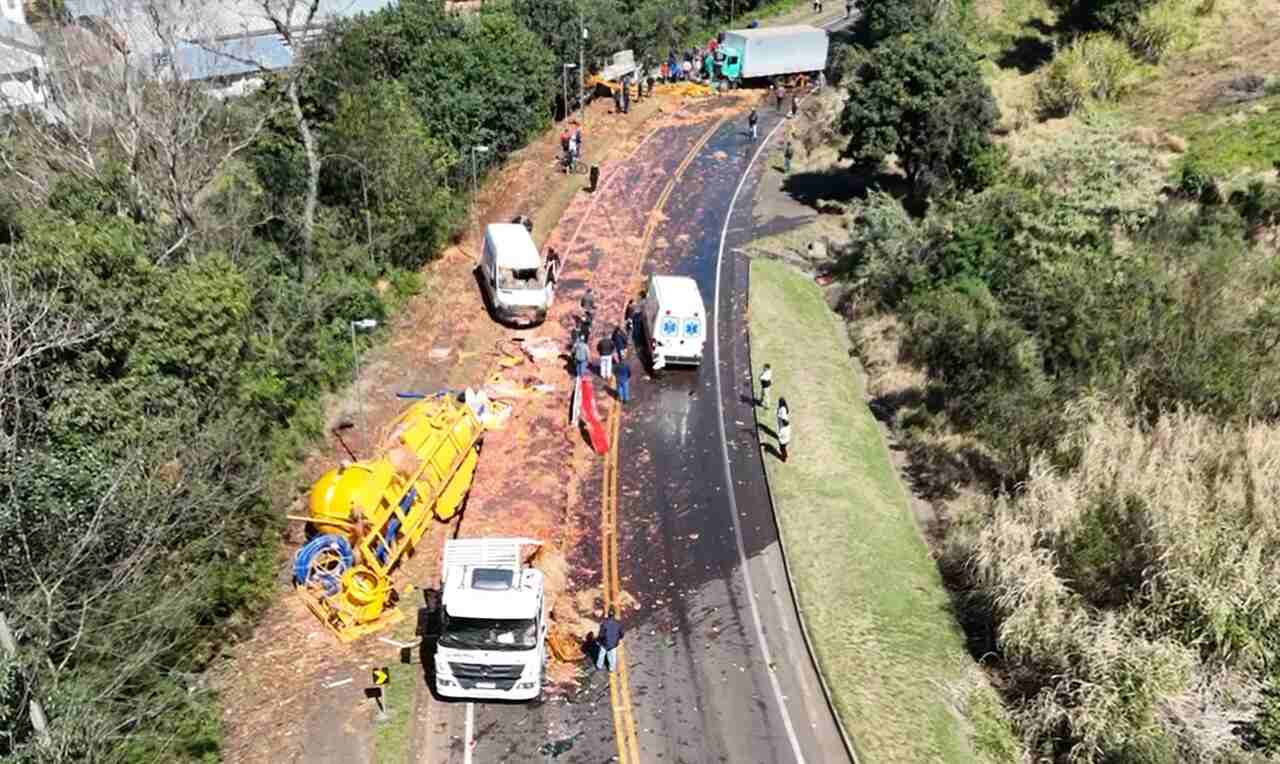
[640,274,706,370]
[477,223,551,326]
[433,537,548,701]
[718,25,829,84]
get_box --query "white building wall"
[1,0,25,27]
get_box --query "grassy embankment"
[748,260,1019,763]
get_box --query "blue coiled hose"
[293,534,354,596]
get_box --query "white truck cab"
[433,537,547,701]
[641,275,707,370]
[478,223,550,326]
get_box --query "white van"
[478,223,551,326]
[640,275,706,370]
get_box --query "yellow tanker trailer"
[292,391,500,641]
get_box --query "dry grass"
[749,260,1019,763]
[947,398,1280,760]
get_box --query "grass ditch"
[747,259,1019,763]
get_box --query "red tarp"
[578,377,609,455]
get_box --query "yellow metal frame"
[295,395,485,642]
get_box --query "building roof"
[168,33,293,80]
[485,223,541,271]
[63,0,396,77]
[0,19,43,78]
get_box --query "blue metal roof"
[169,33,293,80]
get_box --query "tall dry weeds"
[950,397,1280,760]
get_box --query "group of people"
[758,363,792,462]
[559,124,584,172]
[570,288,634,404]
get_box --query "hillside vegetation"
[829,0,1280,760]
[0,0,802,760]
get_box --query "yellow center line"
[602,112,729,764]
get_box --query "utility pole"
[578,7,586,126]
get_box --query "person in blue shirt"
[596,608,625,672]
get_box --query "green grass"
[372,660,417,764]
[1173,95,1280,177]
[748,259,1020,763]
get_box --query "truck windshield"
[439,614,538,650]
[498,267,542,291]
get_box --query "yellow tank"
[297,393,488,642]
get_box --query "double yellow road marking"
[599,113,726,764]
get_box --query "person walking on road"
[544,247,561,287]
[777,408,792,463]
[789,95,798,119]
[616,358,632,403]
[573,336,589,378]
[611,324,629,360]
[748,108,758,141]
[783,140,794,174]
[596,608,624,672]
[599,334,614,380]
[581,287,595,318]
[774,84,784,112]
[758,363,773,407]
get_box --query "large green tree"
[839,30,1001,200]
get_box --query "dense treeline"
[0,0,794,759]
[836,1,1280,761]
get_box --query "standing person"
[777,396,790,430]
[758,363,773,407]
[777,413,792,462]
[818,70,826,90]
[596,608,624,672]
[616,358,632,403]
[783,140,794,174]
[611,323,629,360]
[775,84,784,112]
[573,335,589,378]
[812,0,819,12]
[599,334,614,380]
[574,125,583,158]
[748,108,758,141]
[789,95,798,119]
[581,287,595,318]
[623,299,637,342]
[544,247,561,287]
[622,81,630,113]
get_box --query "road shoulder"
[746,258,1017,762]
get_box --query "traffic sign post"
[371,667,390,721]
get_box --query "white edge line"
[712,96,810,764]
[709,16,850,763]
[464,702,475,764]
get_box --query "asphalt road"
[415,97,852,763]
[416,12,856,750]
[609,103,850,764]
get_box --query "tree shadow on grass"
[779,167,911,211]
[996,34,1055,74]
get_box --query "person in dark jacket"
[544,247,561,287]
[784,140,794,173]
[611,324,628,360]
[596,608,625,672]
[615,358,632,403]
[748,108,758,141]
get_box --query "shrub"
[1035,34,1145,116]
[1123,0,1198,62]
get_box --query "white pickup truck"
[432,537,547,701]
